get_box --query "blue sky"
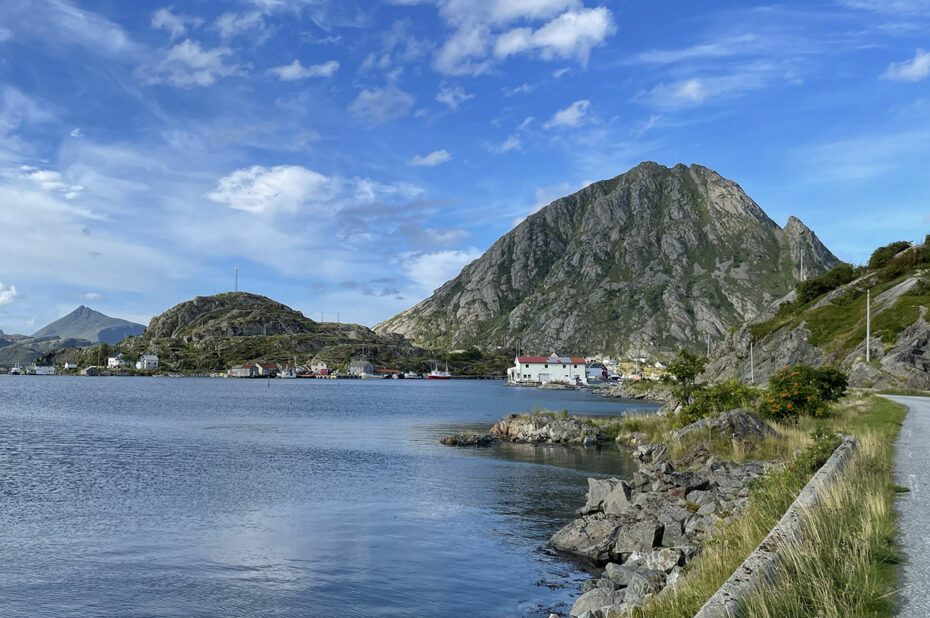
[1,0,929,333]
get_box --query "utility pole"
[866,288,871,363]
[706,333,710,357]
[749,339,754,384]
[234,266,238,292]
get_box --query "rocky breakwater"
[490,413,606,446]
[551,413,777,617]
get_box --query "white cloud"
[492,133,522,153]
[348,85,415,126]
[640,66,775,109]
[214,11,264,39]
[0,27,12,42]
[70,127,84,138]
[404,248,482,291]
[151,7,202,39]
[543,99,590,128]
[83,292,103,301]
[516,116,534,130]
[19,168,84,199]
[434,24,493,76]
[207,165,335,214]
[270,59,339,80]
[881,49,930,82]
[410,149,452,166]
[494,7,614,63]
[145,39,242,87]
[435,83,473,109]
[0,282,17,306]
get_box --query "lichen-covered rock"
[490,413,601,445]
[579,478,621,515]
[570,587,624,618]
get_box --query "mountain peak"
[33,306,145,344]
[376,162,840,356]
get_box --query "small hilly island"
[376,162,839,357]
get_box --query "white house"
[107,353,130,369]
[136,353,159,370]
[507,354,588,385]
[310,359,328,372]
[348,360,373,376]
[33,365,56,376]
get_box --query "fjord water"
[0,377,657,617]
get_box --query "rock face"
[375,162,838,357]
[668,409,778,443]
[704,267,930,389]
[490,413,604,445]
[552,439,770,616]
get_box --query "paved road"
[887,395,930,617]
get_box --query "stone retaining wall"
[692,434,858,618]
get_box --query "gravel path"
[887,395,930,617]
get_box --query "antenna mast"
[234,266,239,292]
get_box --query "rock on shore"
[490,413,605,446]
[551,437,771,617]
[439,433,497,447]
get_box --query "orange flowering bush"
[759,364,847,422]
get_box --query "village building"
[229,363,259,378]
[507,353,588,385]
[81,366,99,376]
[63,362,78,370]
[310,359,328,372]
[256,362,279,377]
[348,360,373,376]
[32,365,56,376]
[136,353,159,371]
[107,353,130,369]
[277,363,297,378]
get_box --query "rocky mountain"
[704,241,930,389]
[47,292,425,372]
[376,162,839,357]
[33,305,145,344]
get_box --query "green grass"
[637,393,907,618]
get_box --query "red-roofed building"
[508,354,588,385]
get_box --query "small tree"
[680,379,757,424]
[662,349,708,406]
[759,364,848,422]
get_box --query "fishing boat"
[403,371,422,379]
[359,372,383,380]
[427,363,452,380]
[9,363,22,375]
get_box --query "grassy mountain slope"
[704,240,930,388]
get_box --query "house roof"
[257,363,278,369]
[517,355,585,364]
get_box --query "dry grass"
[635,394,907,618]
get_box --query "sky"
[1,0,930,333]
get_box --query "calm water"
[0,377,657,617]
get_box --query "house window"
[574,364,577,368]
[525,364,529,368]
[544,364,548,368]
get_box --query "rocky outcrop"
[552,441,771,616]
[669,409,778,443]
[704,268,930,389]
[376,162,838,357]
[490,413,604,445]
[439,433,496,447]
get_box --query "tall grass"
[636,394,907,618]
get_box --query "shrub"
[796,263,856,304]
[759,364,848,422]
[680,379,757,424]
[662,349,708,406]
[868,240,911,269]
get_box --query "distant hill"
[376,162,839,357]
[33,305,145,344]
[43,292,428,372]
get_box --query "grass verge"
[634,392,907,618]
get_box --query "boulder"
[623,547,683,572]
[550,512,663,562]
[570,587,623,618]
[602,481,634,515]
[579,478,621,515]
[491,413,597,444]
[669,409,778,443]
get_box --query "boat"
[403,371,422,379]
[9,363,22,375]
[359,373,382,380]
[427,363,452,380]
